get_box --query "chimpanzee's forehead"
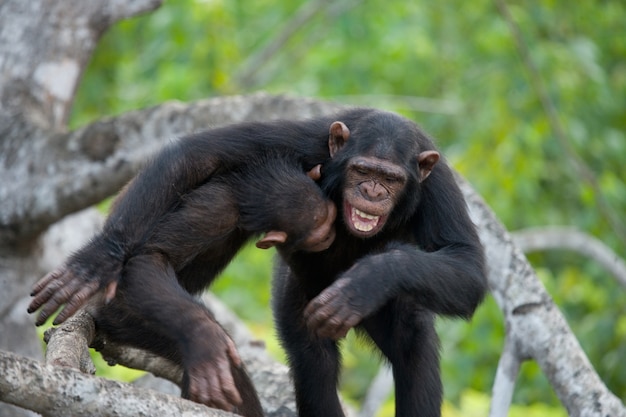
[350,113,420,160]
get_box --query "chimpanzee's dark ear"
[329,121,350,158]
[256,231,288,249]
[417,150,440,182]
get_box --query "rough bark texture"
[0,350,238,417]
[0,0,624,416]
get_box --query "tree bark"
[459,178,625,417]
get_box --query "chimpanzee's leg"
[95,252,263,417]
[360,299,442,417]
[272,266,345,417]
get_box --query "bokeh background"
[67,1,626,415]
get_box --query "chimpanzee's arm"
[28,135,229,324]
[29,121,332,324]
[29,129,270,324]
[304,241,487,339]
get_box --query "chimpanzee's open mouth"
[343,202,387,237]
[351,207,380,232]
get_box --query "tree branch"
[359,364,393,417]
[488,335,522,417]
[235,0,333,89]
[459,176,626,417]
[0,93,344,246]
[512,226,626,288]
[29,291,303,417]
[0,349,236,417]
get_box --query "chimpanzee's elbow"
[459,261,489,319]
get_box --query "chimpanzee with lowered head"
[29,109,487,417]
[29,131,337,416]
[271,110,487,417]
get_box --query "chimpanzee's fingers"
[225,336,242,368]
[33,278,82,326]
[303,286,340,320]
[28,270,66,312]
[30,269,61,297]
[218,357,243,408]
[32,283,69,325]
[203,372,223,409]
[53,284,98,325]
[316,310,361,340]
[201,358,239,412]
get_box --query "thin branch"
[489,335,522,417]
[234,0,364,89]
[235,0,332,89]
[494,0,626,244]
[512,226,626,288]
[44,310,96,374]
[359,364,393,417]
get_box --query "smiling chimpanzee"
[272,111,487,417]
[29,109,486,417]
[29,131,336,416]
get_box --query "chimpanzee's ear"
[417,150,440,182]
[329,121,350,158]
[306,164,322,181]
[256,231,288,249]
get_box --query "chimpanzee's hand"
[28,248,122,326]
[182,321,243,412]
[303,273,391,340]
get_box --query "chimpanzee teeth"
[351,208,380,232]
[354,222,375,232]
[354,208,379,220]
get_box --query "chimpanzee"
[271,111,487,417]
[29,130,336,416]
[29,109,487,417]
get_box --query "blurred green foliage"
[70,0,626,415]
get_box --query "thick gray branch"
[459,177,626,417]
[0,94,343,246]
[0,349,236,417]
